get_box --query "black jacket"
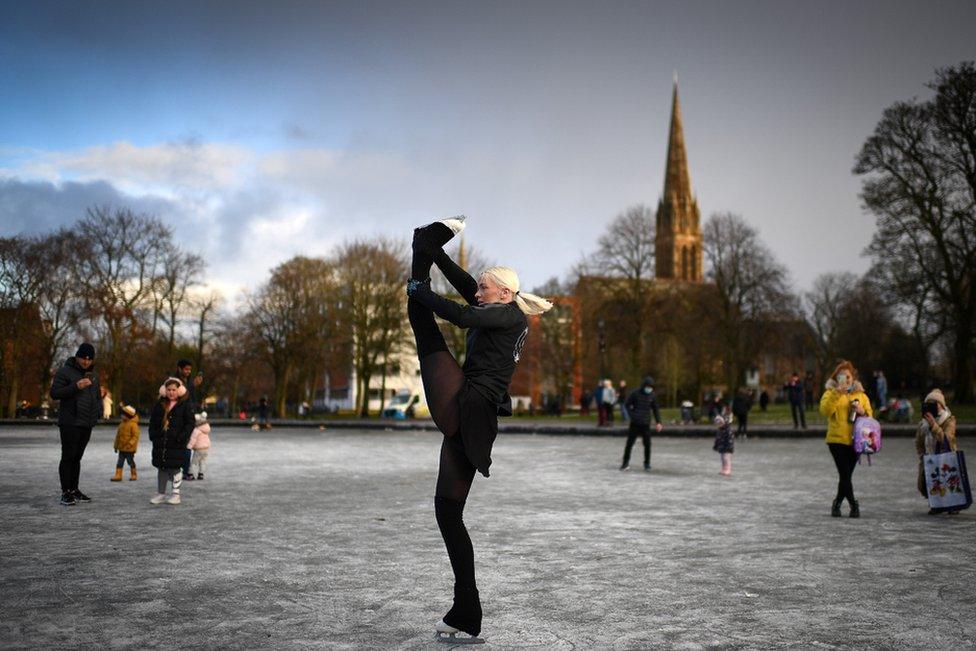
[625,388,662,427]
[783,380,805,405]
[149,398,196,469]
[411,284,528,413]
[732,393,752,417]
[49,357,101,428]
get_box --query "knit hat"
[642,376,655,387]
[195,411,208,425]
[121,405,137,418]
[75,343,95,359]
[924,388,947,410]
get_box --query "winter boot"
[111,467,123,482]
[849,499,860,518]
[831,497,843,517]
[129,467,137,481]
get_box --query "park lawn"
[510,399,975,426]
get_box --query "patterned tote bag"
[924,450,973,513]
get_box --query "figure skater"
[407,216,552,642]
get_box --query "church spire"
[656,77,703,282]
[663,79,693,211]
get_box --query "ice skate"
[413,216,466,256]
[435,620,484,644]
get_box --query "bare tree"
[0,231,87,415]
[580,204,656,374]
[156,245,205,353]
[530,277,576,408]
[191,290,221,372]
[854,62,976,402]
[804,272,859,378]
[75,206,171,408]
[703,212,794,391]
[334,239,410,417]
[245,256,341,418]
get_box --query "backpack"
[853,416,882,464]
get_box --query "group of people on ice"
[51,348,213,507]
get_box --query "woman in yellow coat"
[819,360,872,518]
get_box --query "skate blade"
[435,632,485,645]
[439,215,466,235]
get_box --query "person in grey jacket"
[50,343,101,505]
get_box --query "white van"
[381,391,429,419]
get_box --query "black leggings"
[828,443,858,503]
[409,231,483,602]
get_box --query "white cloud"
[38,140,254,197]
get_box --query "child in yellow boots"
[112,405,140,481]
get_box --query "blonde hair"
[481,266,553,316]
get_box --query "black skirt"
[458,382,499,478]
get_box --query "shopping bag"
[924,450,972,513]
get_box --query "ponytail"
[481,266,553,316]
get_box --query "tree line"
[2,63,973,415]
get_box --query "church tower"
[655,78,703,282]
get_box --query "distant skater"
[713,404,735,476]
[620,376,663,471]
[407,216,552,642]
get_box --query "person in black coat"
[784,372,806,429]
[173,359,203,478]
[620,376,663,471]
[148,378,196,505]
[50,343,102,505]
[731,388,753,436]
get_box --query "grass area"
[508,399,976,426]
[283,399,976,425]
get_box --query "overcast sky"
[2,1,974,303]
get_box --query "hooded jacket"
[114,416,140,453]
[625,386,662,427]
[49,357,102,428]
[187,421,211,450]
[149,397,195,469]
[819,378,872,445]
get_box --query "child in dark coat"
[149,378,195,505]
[713,405,735,476]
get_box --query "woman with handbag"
[915,388,960,515]
[407,217,551,641]
[820,360,873,518]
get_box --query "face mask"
[643,387,652,394]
